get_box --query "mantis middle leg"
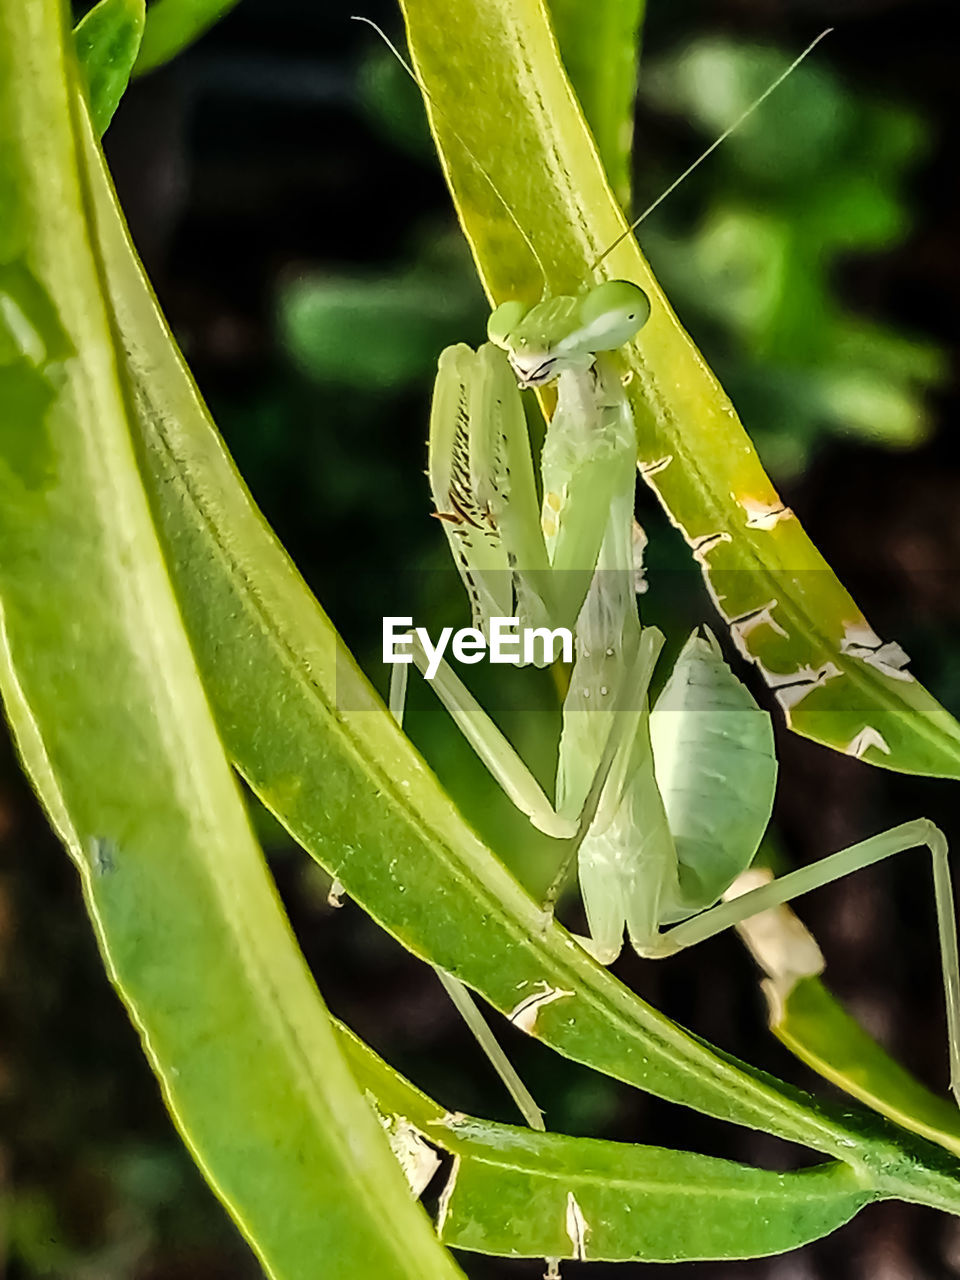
[387,644,546,1132]
[389,626,664,848]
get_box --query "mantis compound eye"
[487,299,529,348]
[577,280,651,352]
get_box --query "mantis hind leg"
[643,819,960,1106]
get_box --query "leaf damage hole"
[370,1102,444,1199]
[690,530,732,564]
[508,983,575,1035]
[565,1191,590,1261]
[728,600,789,657]
[845,726,891,758]
[435,1154,461,1235]
[740,498,793,530]
[840,623,914,683]
[761,661,842,717]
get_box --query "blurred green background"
[3,0,960,1275]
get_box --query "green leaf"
[135,0,241,74]
[0,5,464,1277]
[548,0,645,210]
[729,879,960,1164]
[280,268,480,389]
[437,1128,872,1261]
[397,0,960,779]
[775,978,960,1162]
[73,0,145,135]
[74,69,960,1220]
[338,1024,878,1262]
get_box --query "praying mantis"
[364,20,960,1110]
[388,262,960,1112]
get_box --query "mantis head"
[486,281,651,388]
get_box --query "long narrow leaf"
[135,0,242,73]
[73,0,144,134]
[549,0,646,209]
[398,0,960,779]
[775,978,960,1161]
[338,1025,879,1263]
[439,1130,871,1262]
[0,7,463,1278]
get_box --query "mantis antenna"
[351,15,551,291]
[356,17,832,289]
[590,27,833,270]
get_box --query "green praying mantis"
[392,282,960,1098]
[364,20,960,1112]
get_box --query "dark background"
[3,0,960,1275]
